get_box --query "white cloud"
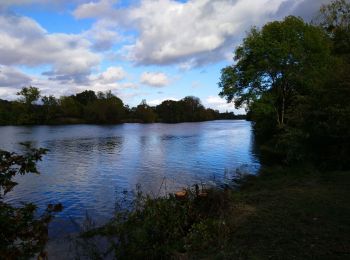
[140,72,170,87]
[0,0,332,104]
[205,95,245,113]
[0,87,20,100]
[73,0,117,19]
[0,14,100,83]
[147,97,179,106]
[96,66,127,83]
[0,0,89,9]
[123,0,283,66]
[0,66,32,88]
[83,20,122,51]
[74,0,330,67]
[0,67,136,101]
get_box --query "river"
[0,120,259,254]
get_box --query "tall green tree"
[41,95,59,123]
[135,100,157,123]
[75,90,97,105]
[60,96,82,118]
[219,16,332,163]
[16,86,41,124]
[317,0,350,33]
[317,0,350,59]
[307,0,350,168]
[219,16,331,129]
[85,91,125,123]
[16,86,41,106]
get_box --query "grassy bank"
[79,167,350,259]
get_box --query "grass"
[77,166,350,259]
[222,167,350,259]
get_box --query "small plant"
[78,185,234,259]
[0,144,62,259]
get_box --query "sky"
[0,0,331,113]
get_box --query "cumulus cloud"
[0,87,19,100]
[0,66,135,101]
[96,66,127,83]
[74,0,118,19]
[276,0,331,21]
[0,66,32,88]
[73,66,136,93]
[205,96,245,113]
[74,0,331,67]
[140,72,170,87]
[0,0,88,9]
[0,0,333,103]
[83,21,121,51]
[0,14,100,83]
[65,66,135,93]
[147,97,179,106]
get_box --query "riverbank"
[79,166,350,259]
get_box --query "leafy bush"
[0,145,62,259]
[78,186,233,259]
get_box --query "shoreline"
[75,166,350,259]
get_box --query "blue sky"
[0,0,330,112]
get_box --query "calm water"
[0,120,259,239]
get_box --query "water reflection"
[0,121,259,237]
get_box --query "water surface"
[0,120,259,238]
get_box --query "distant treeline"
[0,87,244,125]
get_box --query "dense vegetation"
[0,88,241,125]
[219,0,350,169]
[77,167,350,259]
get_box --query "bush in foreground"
[77,167,350,259]
[0,145,62,259]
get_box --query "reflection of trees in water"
[97,136,124,154]
[45,136,123,155]
[248,124,261,164]
[139,135,149,147]
[3,121,260,239]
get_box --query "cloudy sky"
[0,0,330,112]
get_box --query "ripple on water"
[1,120,260,238]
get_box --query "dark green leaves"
[0,146,62,258]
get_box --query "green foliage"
[85,91,125,124]
[75,90,97,106]
[0,146,47,197]
[219,16,331,127]
[303,58,350,168]
[317,0,350,60]
[219,10,350,168]
[155,96,223,123]
[14,86,42,124]
[77,168,350,259]
[317,0,350,33]
[0,88,238,125]
[78,186,233,259]
[134,100,157,123]
[41,95,59,123]
[60,95,83,118]
[155,100,184,123]
[0,145,62,259]
[16,86,41,106]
